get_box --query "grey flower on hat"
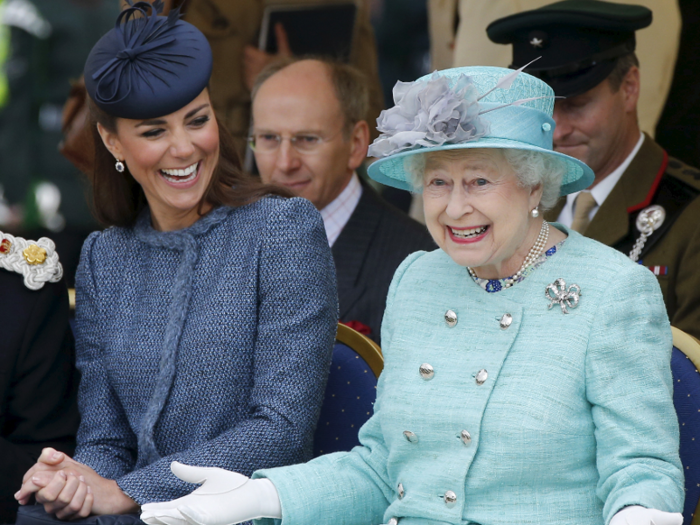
[368,73,489,158]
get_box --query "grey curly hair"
[405,148,566,210]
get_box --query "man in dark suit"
[0,234,79,523]
[251,58,435,344]
[487,0,700,339]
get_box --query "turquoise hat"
[367,66,594,196]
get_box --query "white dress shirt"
[320,172,363,247]
[558,133,645,227]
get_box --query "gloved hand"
[140,462,282,525]
[610,506,683,525]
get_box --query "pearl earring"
[531,206,540,218]
[115,160,125,173]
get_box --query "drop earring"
[531,206,540,218]
[115,160,125,173]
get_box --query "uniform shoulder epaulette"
[0,231,63,290]
[665,156,700,192]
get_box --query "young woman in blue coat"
[14,2,337,519]
[143,67,683,525]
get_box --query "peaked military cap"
[486,0,652,97]
[84,0,213,120]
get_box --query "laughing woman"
[15,2,337,519]
[141,67,683,525]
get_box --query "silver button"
[444,310,458,328]
[444,491,457,507]
[387,519,398,525]
[419,363,434,380]
[459,430,472,445]
[499,313,513,329]
[397,483,405,499]
[475,369,488,385]
[403,430,418,443]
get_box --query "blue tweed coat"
[73,197,337,504]
[256,226,684,525]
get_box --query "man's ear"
[621,65,641,113]
[96,122,124,161]
[347,120,370,171]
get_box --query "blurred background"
[1,0,695,286]
[0,0,118,286]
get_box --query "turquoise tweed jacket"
[255,226,684,525]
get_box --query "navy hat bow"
[85,0,213,119]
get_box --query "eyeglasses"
[248,131,341,154]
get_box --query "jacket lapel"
[585,134,665,246]
[332,183,383,318]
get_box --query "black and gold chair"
[313,323,383,457]
[671,326,700,525]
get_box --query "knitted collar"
[133,205,231,249]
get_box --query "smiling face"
[251,60,368,210]
[97,89,220,231]
[422,149,543,279]
[552,69,640,184]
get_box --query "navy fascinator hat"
[84,0,213,120]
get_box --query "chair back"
[671,326,700,525]
[313,323,383,457]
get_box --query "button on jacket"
[255,226,683,525]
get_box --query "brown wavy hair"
[87,96,290,228]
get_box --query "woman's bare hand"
[16,447,138,519]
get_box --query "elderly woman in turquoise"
[140,66,684,525]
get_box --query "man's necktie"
[571,191,597,233]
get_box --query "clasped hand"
[15,447,138,519]
[141,462,281,525]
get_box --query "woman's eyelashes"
[189,115,210,127]
[428,177,448,187]
[424,176,451,194]
[424,176,493,194]
[141,127,165,138]
[139,115,211,138]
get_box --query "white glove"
[140,462,282,525]
[610,506,683,525]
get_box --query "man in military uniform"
[487,0,700,339]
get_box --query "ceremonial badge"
[546,278,581,314]
[629,205,665,262]
[0,231,62,290]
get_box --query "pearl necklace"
[468,220,549,289]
